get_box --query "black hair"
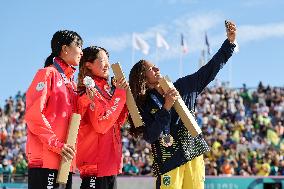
[128,59,148,137]
[77,46,109,93]
[44,30,83,67]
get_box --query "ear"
[85,62,93,69]
[61,45,68,54]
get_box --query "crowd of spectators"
[198,82,283,176]
[0,82,283,182]
[121,82,284,176]
[0,92,27,182]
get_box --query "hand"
[115,77,129,90]
[225,20,237,43]
[61,144,75,162]
[86,87,96,101]
[163,88,179,111]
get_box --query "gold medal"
[161,134,174,147]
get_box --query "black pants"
[28,168,72,189]
[156,175,161,189]
[80,176,117,189]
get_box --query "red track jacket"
[25,57,77,172]
[76,76,128,177]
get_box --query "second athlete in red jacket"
[76,46,129,189]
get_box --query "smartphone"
[225,20,230,29]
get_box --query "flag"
[156,33,170,50]
[132,33,150,55]
[181,33,188,54]
[205,32,211,55]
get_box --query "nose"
[105,60,110,68]
[153,66,159,72]
[80,51,83,57]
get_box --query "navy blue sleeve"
[174,39,236,96]
[142,108,171,144]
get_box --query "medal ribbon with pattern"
[150,93,174,147]
[53,58,78,112]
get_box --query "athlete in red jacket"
[77,46,128,189]
[25,30,83,189]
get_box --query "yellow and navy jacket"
[140,39,236,176]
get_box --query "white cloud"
[90,34,131,52]
[92,11,224,61]
[88,12,284,63]
[238,23,284,44]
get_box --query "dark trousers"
[28,168,72,189]
[80,176,117,189]
[156,175,161,189]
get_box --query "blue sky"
[0,0,284,106]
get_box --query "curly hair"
[128,59,149,137]
[44,30,83,67]
[77,46,109,94]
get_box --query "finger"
[86,88,90,95]
[229,26,236,32]
[68,145,75,151]
[63,151,73,160]
[227,21,235,26]
[122,83,129,89]
[62,148,74,160]
[169,91,176,97]
[121,79,127,86]
[112,77,117,83]
[90,87,97,94]
[169,89,177,95]
[230,24,236,29]
[229,24,236,31]
[65,146,75,157]
[168,88,176,94]
[121,83,127,89]
[166,91,174,97]
[62,156,68,162]
[123,81,129,87]
[61,150,71,161]
[87,90,92,97]
[118,77,125,84]
[117,78,125,87]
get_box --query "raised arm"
[175,21,237,96]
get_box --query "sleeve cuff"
[48,141,64,155]
[222,39,236,55]
[232,40,239,53]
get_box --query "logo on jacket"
[57,79,63,87]
[150,108,158,114]
[36,82,45,91]
[162,175,171,186]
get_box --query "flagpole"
[179,48,183,78]
[229,59,232,88]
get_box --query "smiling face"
[61,41,83,67]
[144,61,162,87]
[86,50,110,79]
